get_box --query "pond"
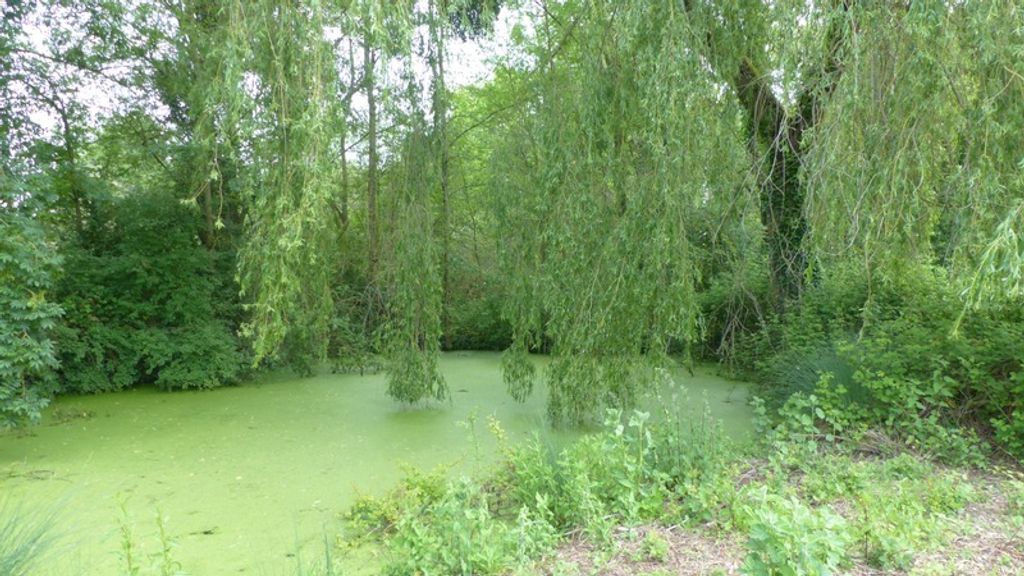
[0,352,752,575]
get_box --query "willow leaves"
[232,0,344,367]
[496,1,748,424]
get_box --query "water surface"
[0,352,751,575]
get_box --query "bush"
[496,411,664,540]
[499,406,729,536]
[697,252,772,366]
[445,278,511,351]
[344,466,556,576]
[990,370,1024,458]
[636,531,670,563]
[740,492,849,576]
[383,480,557,576]
[347,393,737,574]
[54,190,246,392]
[0,199,62,427]
[327,280,382,375]
[747,263,1024,460]
[780,451,973,571]
[344,466,448,543]
[852,470,972,570]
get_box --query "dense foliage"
[739,264,1024,462]
[0,188,61,427]
[1,0,1023,464]
[4,5,1024,575]
[54,190,245,393]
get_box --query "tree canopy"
[1,0,1023,431]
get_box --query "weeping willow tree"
[379,0,500,404]
[496,1,749,424]
[195,0,466,398]
[185,0,1021,416]
[786,0,1023,340]
[802,1,1024,291]
[943,1,1024,308]
[224,0,345,369]
[378,0,452,404]
[382,100,449,404]
[494,0,1024,423]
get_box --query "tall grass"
[0,498,55,576]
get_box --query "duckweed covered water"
[0,352,751,575]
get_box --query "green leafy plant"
[636,530,670,563]
[344,465,448,545]
[54,190,245,393]
[117,501,187,576]
[749,263,1023,461]
[854,470,971,570]
[741,493,849,576]
[0,200,62,428]
[382,479,556,576]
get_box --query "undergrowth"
[339,365,1015,576]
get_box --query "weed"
[154,511,183,576]
[740,492,849,576]
[636,530,669,563]
[118,498,140,576]
[0,499,54,576]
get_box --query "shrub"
[637,531,670,563]
[382,479,557,576]
[793,452,972,571]
[500,409,684,535]
[344,466,448,543]
[740,493,849,576]
[352,396,738,575]
[327,282,381,375]
[747,263,1024,460]
[54,190,245,392]
[0,200,62,427]
[991,370,1024,458]
[1004,476,1024,520]
[496,393,739,537]
[445,285,512,351]
[851,472,971,570]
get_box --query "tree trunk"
[735,58,808,307]
[681,0,850,309]
[364,39,379,282]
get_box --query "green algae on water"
[0,352,751,575]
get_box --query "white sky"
[21,4,535,137]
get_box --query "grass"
[0,498,56,576]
